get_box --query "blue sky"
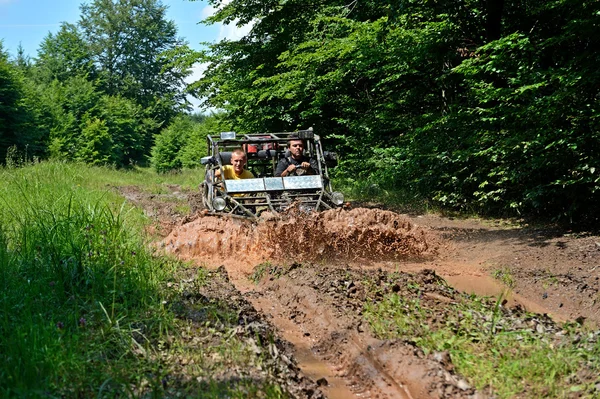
[0,0,222,58]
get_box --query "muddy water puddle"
[443,273,565,321]
[160,208,437,397]
[293,351,355,399]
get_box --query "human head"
[230,148,247,175]
[288,135,305,160]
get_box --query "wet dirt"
[160,206,436,265]
[119,185,600,398]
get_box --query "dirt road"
[122,185,600,398]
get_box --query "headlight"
[331,191,344,206]
[299,204,314,213]
[212,197,227,211]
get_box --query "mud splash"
[161,207,437,271]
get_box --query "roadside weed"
[196,266,211,287]
[543,274,559,289]
[174,203,192,215]
[492,267,515,289]
[0,161,290,397]
[364,277,600,398]
[251,262,272,284]
[0,164,174,395]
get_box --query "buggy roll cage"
[200,128,343,220]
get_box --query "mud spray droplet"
[160,208,438,274]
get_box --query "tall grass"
[76,163,203,193]
[0,161,177,396]
[365,291,600,398]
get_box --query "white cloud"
[187,1,255,114]
[200,1,254,42]
[218,20,253,41]
[200,4,217,19]
[184,61,209,85]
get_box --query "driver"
[216,148,254,180]
[275,134,319,177]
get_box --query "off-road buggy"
[200,129,344,220]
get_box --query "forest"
[1,0,599,223]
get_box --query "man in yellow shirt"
[217,148,254,180]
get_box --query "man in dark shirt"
[275,135,319,177]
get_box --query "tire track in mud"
[240,266,479,399]
[243,273,415,399]
[120,184,600,398]
[160,208,475,398]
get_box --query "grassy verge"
[68,163,203,193]
[363,276,600,398]
[0,161,288,397]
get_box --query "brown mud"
[160,206,436,274]
[120,185,600,398]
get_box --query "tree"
[150,113,229,173]
[39,75,101,160]
[0,44,45,162]
[24,0,196,166]
[76,116,114,164]
[36,23,95,84]
[79,0,193,115]
[96,94,159,167]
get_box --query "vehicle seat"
[257,149,277,159]
[219,152,232,165]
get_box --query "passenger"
[275,134,319,177]
[216,148,255,180]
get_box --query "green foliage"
[151,115,191,172]
[96,94,158,167]
[150,113,230,173]
[32,72,159,167]
[76,116,113,164]
[195,0,600,222]
[178,114,231,169]
[36,23,96,83]
[2,0,198,169]
[79,0,192,113]
[0,44,46,163]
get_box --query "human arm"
[298,157,319,175]
[307,157,319,173]
[214,165,233,180]
[275,158,293,177]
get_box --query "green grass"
[492,267,516,289]
[364,288,600,398]
[250,262,272,284]
[103,165,204,191]
[0,161,178,396]
[0,161,288,397]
